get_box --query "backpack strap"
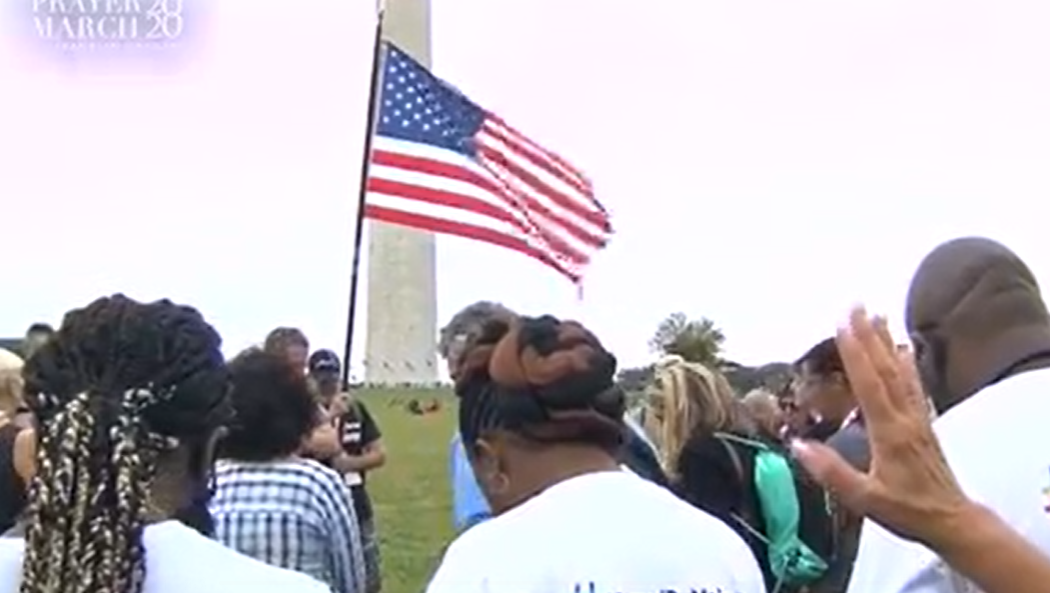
[713,433,763,539]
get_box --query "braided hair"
[454,315,624,450]
[19,294,231,593]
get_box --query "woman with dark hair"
[0,294,327,593]
[426,315,765,593]
[210,348,366,593]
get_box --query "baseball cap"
[308,349,341,375]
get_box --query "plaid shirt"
[210,458,366,593]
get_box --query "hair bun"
[488,315,619,413]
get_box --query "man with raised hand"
[836,238,1050,592]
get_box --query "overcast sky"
[3,0,1050,375]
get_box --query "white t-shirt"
[426,470,766,593]
[0,521,330,593]
[848,367,1050,593]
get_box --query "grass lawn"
[361,388,459,593]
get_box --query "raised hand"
[792,306,972,548]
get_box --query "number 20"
[146,0,184,40]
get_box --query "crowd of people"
[0,235,1048,593]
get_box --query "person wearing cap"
[308,350,386,593]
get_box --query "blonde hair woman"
[645,356,750,480]
[644,357,775,588]
[0,349,35,533]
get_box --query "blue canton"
[376,43,485,157]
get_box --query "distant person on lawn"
[309,349,386,593]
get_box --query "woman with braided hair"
[0,295,329,593]
[426,315,765,593]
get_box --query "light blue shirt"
[449,433,490,531]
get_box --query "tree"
[648,312,726,367]
[616,364,655,395]
[722,361,793,395]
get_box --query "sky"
[3,0,1050,376]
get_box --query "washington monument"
[364,0,439,385]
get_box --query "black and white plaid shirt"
[210,458,366,593]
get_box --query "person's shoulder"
[935,367,1050,460]
[291,458,349,490]
[680,433,723,458]
[203,557,331,593]
[648,481,743,534]
[827,423,871,472]
[426,516,506,592]
[680,432,757,469]
[618,479,765,588]
[0,537,24,591]
[144,522,331,593]
[848,521,944,593]
[969,366,1050,411]
[233,458,347,495]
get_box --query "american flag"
[365,43,612,282]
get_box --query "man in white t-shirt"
[848,237,1050,593]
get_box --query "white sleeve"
[847,521,957,593]
[733,552,768,593]
[721,525,768,593]
[424,538,485,593]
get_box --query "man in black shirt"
[308,350,386,593]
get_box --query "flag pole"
[341,6,387,386]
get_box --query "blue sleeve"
[449,433,490,531]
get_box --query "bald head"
[906,237,1050,410]
[906,237,1045,337]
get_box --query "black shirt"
[337,401,382,523]
[673,434,773,590]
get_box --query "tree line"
[617,312,792,396]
